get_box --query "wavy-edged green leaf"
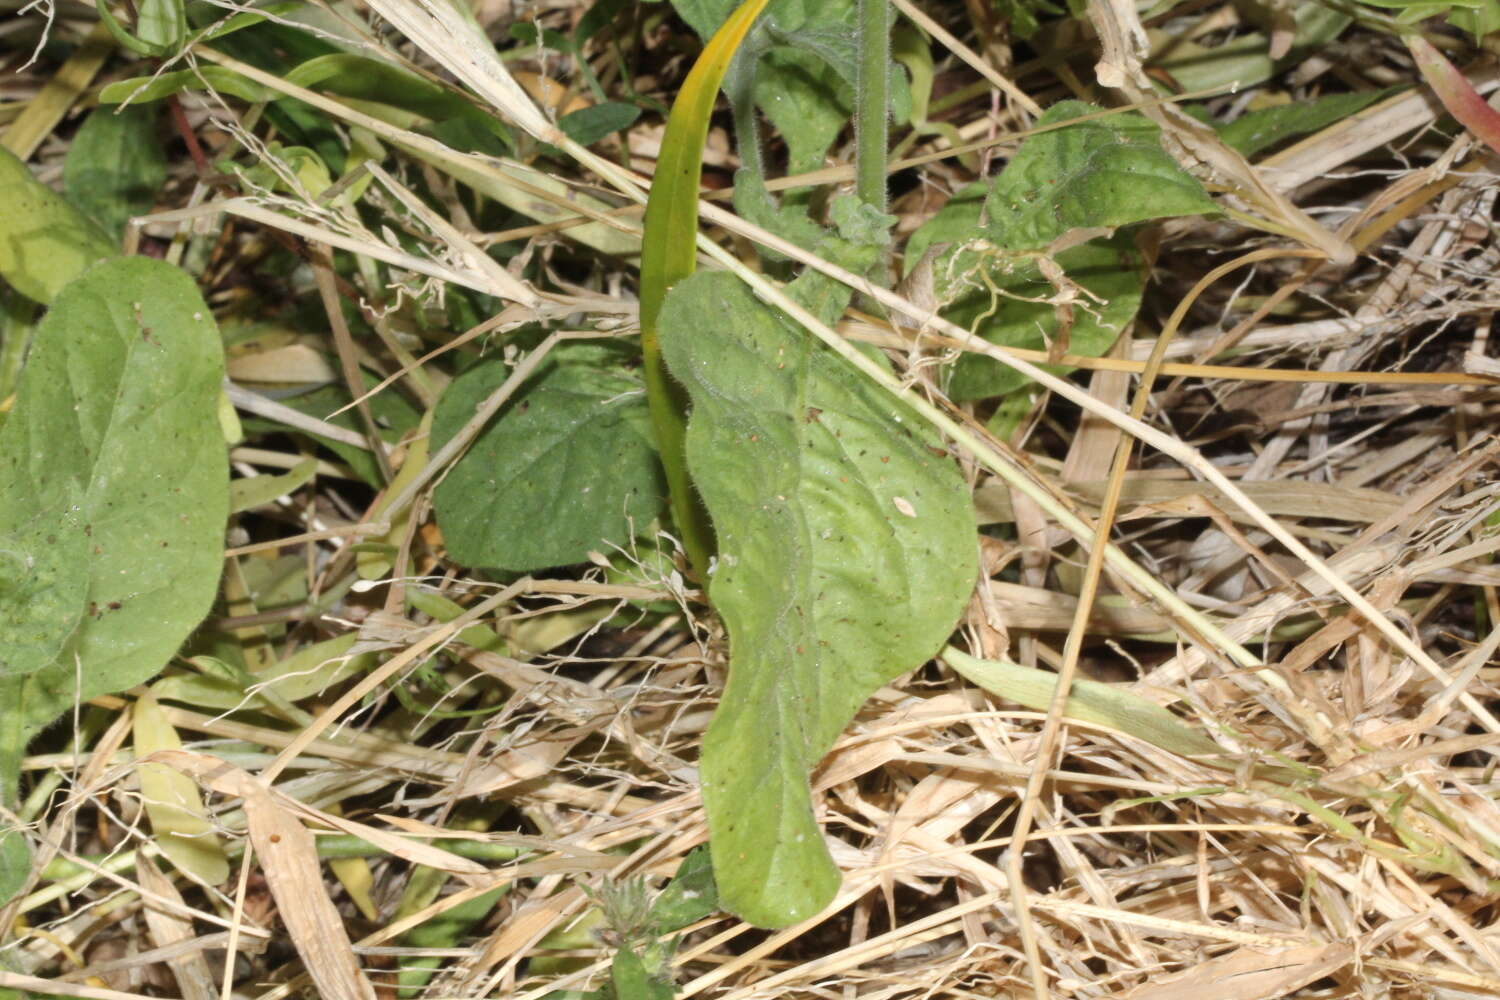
[0,147,118,304]
[0,257,227,896]
[942,647,1222,760]
[659,272,976,928]
[432,348,662,573]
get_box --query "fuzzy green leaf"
[432,348,663,573]
[660,272,976,928]
[0,146,118,304]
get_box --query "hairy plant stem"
[729,70,765,183]
[854,0,893,215]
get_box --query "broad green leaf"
[134,691,230,884]
[64,105,168,240]
[0,147,118,304]
[1215,89,1396,158]
[659,272,976,928]
[909,185,1142,402]
[431,347,663,573]
[983,101,1218,252]
[641,0,773,575]
[99,66,274,106]
[0,257,226,685]
[0,257,227,894]
[942,648,1222,760]
[907,100,1220,402]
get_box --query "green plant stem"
[731,88,765,183]
[854,0,892,214]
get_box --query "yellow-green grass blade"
[639,0,771,578]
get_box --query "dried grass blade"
[151,750,377,1000]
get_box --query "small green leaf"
[610,949,676,1000]
[559,101,642,145]
[659,272,976,928]
[0,147,118,304]
[64,105,169,240]
[648,845,717,932]
[136,0,188,53]
[942,647,1223,760]
[983,101,1218,251]
[431,348,663,573]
